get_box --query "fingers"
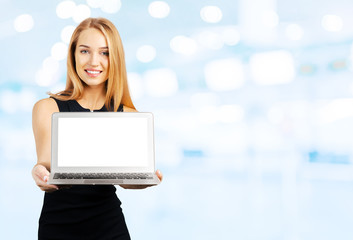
[121,170,163,189]
[32,164,59,192]
[156,169,163,182]
[39,175,59,192]
[119,184,148,189]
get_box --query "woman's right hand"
[32,164,59,193]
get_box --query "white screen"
[57,117,149,167]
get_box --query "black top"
[54,99,124,112]
[38,98,130,240]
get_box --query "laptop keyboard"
[53,173,154,180]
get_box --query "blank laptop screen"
[57,117,149,167]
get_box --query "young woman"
[32,17,163,239]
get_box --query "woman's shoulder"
[33,98,59,115]
[123,106,138,112]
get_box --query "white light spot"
[72,4,91,23]
[51,83,66,94]
[61,25,76,44]
[170,35,198,55]
[35,69,60,87]
[36,56,62,87]
[204,58,245,91]
[285,24,304,41]
[318,98,353,124]
[218,105,244,123]
[86,0,103,8]
[200,6,222,23]
[127,72,144,100]
[144,68,178,97]
[148,1,170,19]
[261,10,279,28]
[322,14,343,32]
[101,0,121,14]
[51,42,68,61]
[136,45,156,63]
[196,31,223,50]
[250,50,295,85]
[56,1,76,19]
[222,27,240,46]
[14,14,34,32]
[42,57,60,74]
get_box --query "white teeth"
[87,70,100,74]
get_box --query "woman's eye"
[81,50,88,54]
[102,52,109,56]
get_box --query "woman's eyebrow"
[78,45,108,49]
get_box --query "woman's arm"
[32,98,59,192]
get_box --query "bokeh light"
[72,4,91,23]
[86,0,102,8]
[101,0,121,14]
[261,10,279,28]
[196,30,224,50]
[136,45,157,63]
[51,42,68,61]
[61,25,76,44]
[56,1,76,19]
[250,50,295,85]
[13,14,34,32]
[148,1,170,19]
[144,68,178,97]
[322,14,343,32]
[285,23,304,41]
[200,6,223,23]
[170,35,198,55]
[127,72,144,100]
[204,58,244,91]
[221,27,240,46]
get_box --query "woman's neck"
[78,85,106,111]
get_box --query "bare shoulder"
[33,98,58,112]
[32,98,59,122]
[123,106,138,112]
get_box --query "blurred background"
[1,0,353,239]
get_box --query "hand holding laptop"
[33,164,163,192]
[32,164,59,192]
[120,169,163,189]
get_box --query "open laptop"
[47,112,160,185]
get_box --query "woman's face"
[75,28,109,88]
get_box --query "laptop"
[47,112,161,185]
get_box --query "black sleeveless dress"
[38,98,131,240]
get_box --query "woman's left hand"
[119,170,163,190]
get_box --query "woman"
[32,17,163,239]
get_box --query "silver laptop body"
[48,112,160,185]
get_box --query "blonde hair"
[49,17,135,112]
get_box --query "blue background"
[1,0,353,239]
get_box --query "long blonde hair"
[49,17,135,111]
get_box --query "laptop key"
[53,172,155,180]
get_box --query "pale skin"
[32,28,163,193]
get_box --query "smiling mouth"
[85,70,102,77]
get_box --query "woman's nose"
[89,53,99,66]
